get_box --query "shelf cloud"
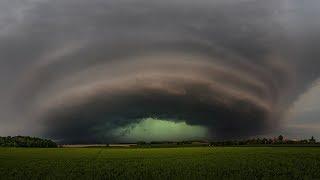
[1,0,320,143]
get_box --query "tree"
[0,136,57,148]
[278,135,284,142]
[309,136,316,144]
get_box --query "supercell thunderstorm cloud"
[1,0,320,143]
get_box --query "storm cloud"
[1,0,320,143]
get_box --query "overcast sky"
[0,0,320,143]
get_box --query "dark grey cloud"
[1,0,320,143]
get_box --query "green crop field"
[1,147,320,179]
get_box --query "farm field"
[1,147,320,179]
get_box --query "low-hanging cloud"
[1,0,320,143]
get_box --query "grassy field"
[1,147,320,179]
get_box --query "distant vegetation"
[0,135,318,148]
[135,140,209,148]
[135,135,318,147]
[0,136,57,148]
[210,135,318,146]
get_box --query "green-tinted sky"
[111,118,208,142]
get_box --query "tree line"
[0,136,57,148]
[210,135,318,146]
[136,135,318,147]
